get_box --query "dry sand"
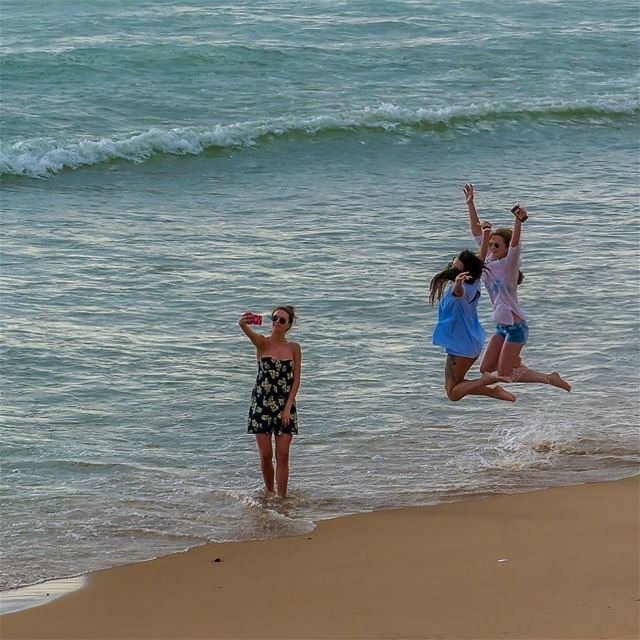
[2,476,638,640]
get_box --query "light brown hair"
[272,305,296,326]
[491,228,524,285]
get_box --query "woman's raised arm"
[238,312,267,350]
[478,225,492,262]
[464,183,483,237]
[510,207,526,248]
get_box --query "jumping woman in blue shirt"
[430,230,515,402]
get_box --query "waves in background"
[3,98,638,177]
[1,0,639,590]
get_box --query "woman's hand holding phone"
[239,311,262,327]
[511,204,529,222]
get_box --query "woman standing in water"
[430,239,515,402]
[463,183,571,391]
[238,306,301,498]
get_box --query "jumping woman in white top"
[464,183,571,392]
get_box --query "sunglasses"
[489,242,502,248]
[271,315,288,325]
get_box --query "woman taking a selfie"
[238,306,301,498]
[463,183,571,391]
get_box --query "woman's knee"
[445,386,461,402]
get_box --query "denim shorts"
[495,320,529,344]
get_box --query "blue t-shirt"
[432,280,486,358]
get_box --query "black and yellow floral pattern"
[248,357,298,435]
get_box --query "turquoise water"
[1,1,639,590]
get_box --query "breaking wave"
[2,97,637,178]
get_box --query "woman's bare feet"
[480,372,511,385]
[547,372,571,392]
[492,385,517,402]
[479,373,516,401]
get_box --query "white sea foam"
[2,96,636,178]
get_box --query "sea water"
[1,0,639,590]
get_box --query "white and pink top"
[475,235,528,326]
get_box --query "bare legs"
[255,434,274,493]
[444,354,515,402]
[255,433,293,498]
[480,334,505,375]
[275,434,292,498]
[473,384,518,402]
[481,334,571,392]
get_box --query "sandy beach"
[2,476,638,640]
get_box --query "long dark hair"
[429,250,484,305]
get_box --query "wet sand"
[2,476,638,639]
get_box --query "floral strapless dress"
[248,357,298,435]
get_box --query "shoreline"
[2,476,638,639]
[0,578,86,616]
[3,473,636,604]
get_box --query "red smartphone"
[248,313,263,326]
[511,204,528,222]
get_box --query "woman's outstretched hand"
[463,183,474,203]
[455,271,470,284]
[238,311,253,327]
[452,270,470,297]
